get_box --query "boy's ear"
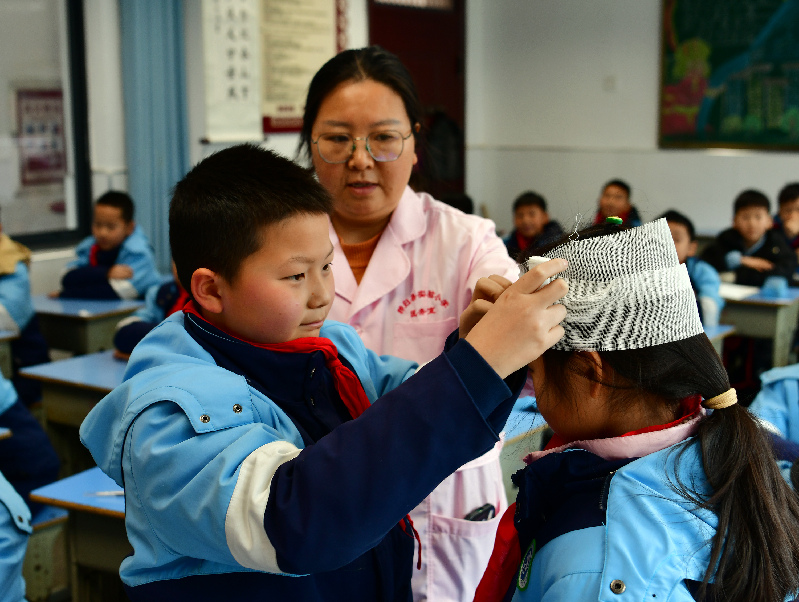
[191,268,224,314]
[688,240,698,257]
[124,220,136,237]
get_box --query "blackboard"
[659,0,799,150]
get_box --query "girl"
[476,219,799,602]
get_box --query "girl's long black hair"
[528,223,799,601]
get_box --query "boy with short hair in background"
[661,209,724,327]
[772,182,799,272]
[700,189,796,287]
[592,178,642,227]
[57,191,160,299]
[503,191,563,261]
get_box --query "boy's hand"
[108,264,133,279]
[459,275,513,338]
[47,290,60,298]
[464,259,568,379]
[740,256,774,272]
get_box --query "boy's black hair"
[299,46,424,163]
[659,209,695,241]
[96,191,134,222]
[513,191,547,213]
[602,179,631,199]
[169,144,333,294]
[526,222,799,602]
[733,189,770,214]
[778,182,799,207]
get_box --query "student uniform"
[503,222,565,263]
[700,228,797,287]
[685,256,724,328]
[327,185,518,601]
[113,279,188,354]
[475,410,753,602]
[62,225,161,299]
[79,309,524,601]
[750,364,799,444]
[0,469,30,602]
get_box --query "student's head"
[170,144,335,344]
[732,189,772,247]
[597,179,631,219]
[660,209,697,264]
[92,191,135,251]
[512,191,550,239]
[778,182,799,225]
[300,46,423,231]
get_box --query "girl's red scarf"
[89,244,100,267]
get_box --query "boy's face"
[598,185,630,218]
[92,204,134,251]
[667,221,697,264]
[214,213,335,344]
[514,205,549,239]
[733,206,772,247]
[779,197,799,227]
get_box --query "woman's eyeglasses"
[312,130,413,164]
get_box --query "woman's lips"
[347,182,378,196]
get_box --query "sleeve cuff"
[725,250,742,269]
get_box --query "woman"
[300,46,518,601]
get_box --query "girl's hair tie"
[605,216,623,225]
[702,388,737,410]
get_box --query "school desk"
[32,295,143,355]
[20,350,127,476]
[29,466,129,602]
[704,324,735,356]
[0,328,17,379]
[720,288,799,368]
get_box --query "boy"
[772,182,799,265]
[503,191,564,261]
[661,210,724,327]
[592,178,641,227]
[0,219,50,406]
[79,144,567,601]
[701,189,796,287]
[58,191,161,299]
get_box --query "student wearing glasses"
[300,46,518,602]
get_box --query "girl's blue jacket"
[79,312,521,601]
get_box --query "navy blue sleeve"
[265,341,522,574]
[60,266,119,299]
[114,321,158,354]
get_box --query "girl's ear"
[582,351,606,398]
[191,268,224,314]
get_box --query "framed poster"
[659,0,799,150]
[16,89,67,186]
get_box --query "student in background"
[475,219,799,602]
[79,144,568,601]
[772,182,799,269]
[0,370,59,515]
[750,364,799,445]
[661,210,724,327]
[113,261,188,358]
[701,189,796,287]
[56,191,160,300]
[503,191,564,261]
[0,468,30,602]
[299,45,518,601]
[592,179,641,227]
[0,218,50,406]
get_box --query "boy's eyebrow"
[284,246,335,265]
[320,118,404,129]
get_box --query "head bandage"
[521,218,704,351]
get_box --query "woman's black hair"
[298,45,425,164]
[527,223,799,602]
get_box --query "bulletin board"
[659,0,799,151]
[15,89,67,186]
[202,0,347,142]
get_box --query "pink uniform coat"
[327,186,519,602]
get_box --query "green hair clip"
[606,216,623,225]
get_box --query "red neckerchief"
[515,231,532,253]
[88,243,99,267]
[182,301,422,565]
[474,394,705,601]
[183,301,371,419]
[166,288,190,318]
[473,502,520,602]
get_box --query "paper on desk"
[719,282,760,301]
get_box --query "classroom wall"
[465,0,799,236]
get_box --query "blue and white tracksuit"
[0,469,30,602]
[751,364,799,444]
[79,312,523,600]
[685,256,724,328]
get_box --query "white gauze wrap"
[522,218,703,351]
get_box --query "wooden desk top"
[33,295,143,319]
[20,350,127,393]
[29,466,124,519]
